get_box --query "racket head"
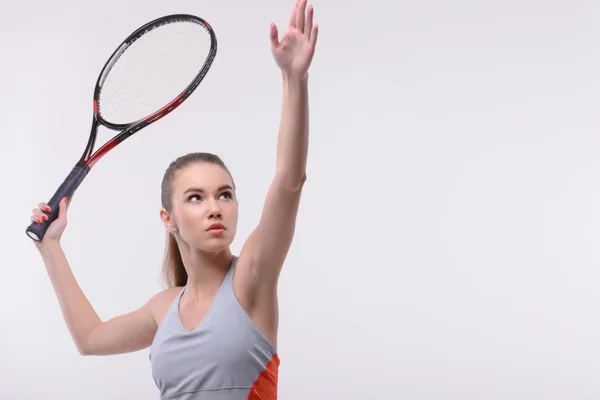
[93,14,217,130]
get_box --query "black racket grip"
[25,162,90,241]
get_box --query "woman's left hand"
[270,0,319,78]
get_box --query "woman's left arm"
[241,0,318,284]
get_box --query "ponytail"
[161,232,188,287]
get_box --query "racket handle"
[25,162,90,241]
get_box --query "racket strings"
[98,21,212,124]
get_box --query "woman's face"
[164,162,238,253]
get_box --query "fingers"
[30,197,69,224]
[269,23,280,48]
[296,0,307,33]
[311,24,319,48]
[305,4,313,40]
[38,202,51,213]
[59,196,69,217]
[31,202,50,224]
[288,0,300,27]
[286,0,317,42]
[31,208,47,224]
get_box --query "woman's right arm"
[32,197,159,356]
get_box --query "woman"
[29,1,318,398]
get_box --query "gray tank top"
[149,256,280,399]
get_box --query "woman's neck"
[180,247,233,295]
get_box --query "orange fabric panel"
[247,354,280,400]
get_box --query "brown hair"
[160,152,235,288]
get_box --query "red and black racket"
[26,14,217,241]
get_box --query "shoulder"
[148,286,183,305]
[146,286,184,326]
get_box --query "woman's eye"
[220,192,232,200]
[188,194,201,201]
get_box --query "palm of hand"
[272,28,313,75]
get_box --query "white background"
[1,0,599,399]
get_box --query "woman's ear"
[159,208,176,231]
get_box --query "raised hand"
[269,0,319,78]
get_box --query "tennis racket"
[26,14,217,241]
